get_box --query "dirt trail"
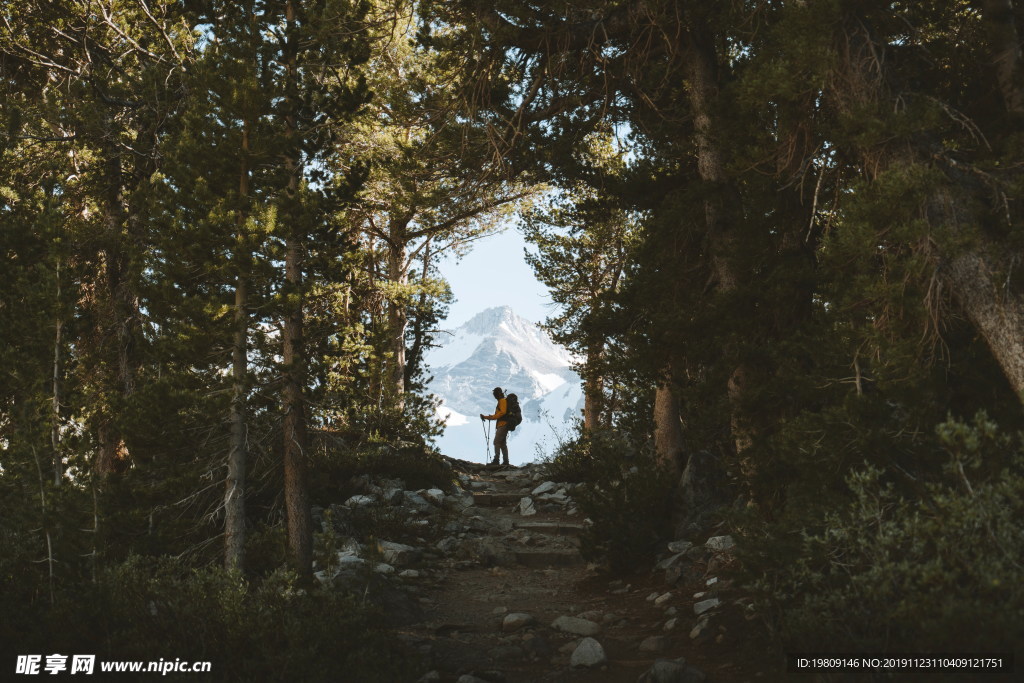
[398,463,776,682]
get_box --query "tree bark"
[979,0,1024,117]
[653,370,685,479]
[225,121,251,572]
[282,0,312,582]
[582,343,605,431]
[386,223,410,410]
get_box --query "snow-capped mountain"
[427,306,583,465]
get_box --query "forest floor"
[396,461,782,682]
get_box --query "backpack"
[505,393,523,431]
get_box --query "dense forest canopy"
[2,0,1023,676]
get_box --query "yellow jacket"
[482,398,507,426]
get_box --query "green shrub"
[753,414,1024,658]
[10,556,415,682]
[548,430,675,573]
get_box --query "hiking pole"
[481,417,491,464]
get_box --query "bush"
[5,556,416,682]
[309,438,456,503]
[546,430,675,573]
[753,414,1024,659]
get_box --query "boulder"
[570,637,607,668]
[423,488,446,506]
[518,497,537,516]
[344,494,376,507]
[531,481,557,496]
[502,612,536,632]
[378,540,421,567]
[705,535,735,552]
[667,540,693,554]
[639,635,668,653]
[551,615,601,636]
[382,488,404,505]
[693,598,719,616]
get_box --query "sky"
[437,224,554,327]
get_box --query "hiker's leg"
[495,425,509,465]
[491,427,502,464]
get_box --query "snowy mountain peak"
[427,306,583,464]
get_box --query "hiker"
[480,387,510,466]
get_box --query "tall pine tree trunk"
[653,368,684,479]
[386,225,409,409]
[282,0,312,582]
[582,342,605,431]
[225,121,251,572]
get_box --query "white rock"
[518,497,537,516]
[399,569,420,578]
[663,617,678,631]
[646,591,660,602]
[531,481,557,496]
[668,540,693,554]
[705,535,735,551]
[373,563,395,574]
[570,637,607,668]
[694,598,720,615]
[706,577,718,586]
[378,540,420,567]
[423,488,445,505]
[551,615,601,636]
[502,612,536,632]
[336,550,365,567]
[404,491,430,508]
[654,592,673,606]
[344,494,376,507]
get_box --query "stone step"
[514,521,586,536]
[471,492,523,507]
[514,550,585,568]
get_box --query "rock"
[551,615,602,636]
[492,606,508,615]
[656,552,689,571]
[705,577,718,586]
[335,550,365,568]
[436,537,459,554]
[531,481,557,496]
[518,497,537,516]
[447,491,475,509]
[378,540,421,567]
[570,637,607,668]
[693,598,720,616]
[399,569,420,578]
[374,563,395,575]
[705,535,735,551]
[667,540,693,554]
[558,639,580,654]
[663,617,678,631]
[690,617,711,640]
[638,659,707,683]
[344,494,376,507]
[654,591,673,606]
[685,546,710,561]
[639,635,668,653]
[382,487,404,505]
[423,488,446,506]
[404,491,430,509]
[665,606,677,617]
[502,612,536,632]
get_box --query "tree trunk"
[282,0,312,582]
[653,370,685,479]
[682,23,757,462]
[386,227,409,410]
[52,260,63,487]
[979,0,1024,117]
[225,121,251,572]
[582,343,605,431]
